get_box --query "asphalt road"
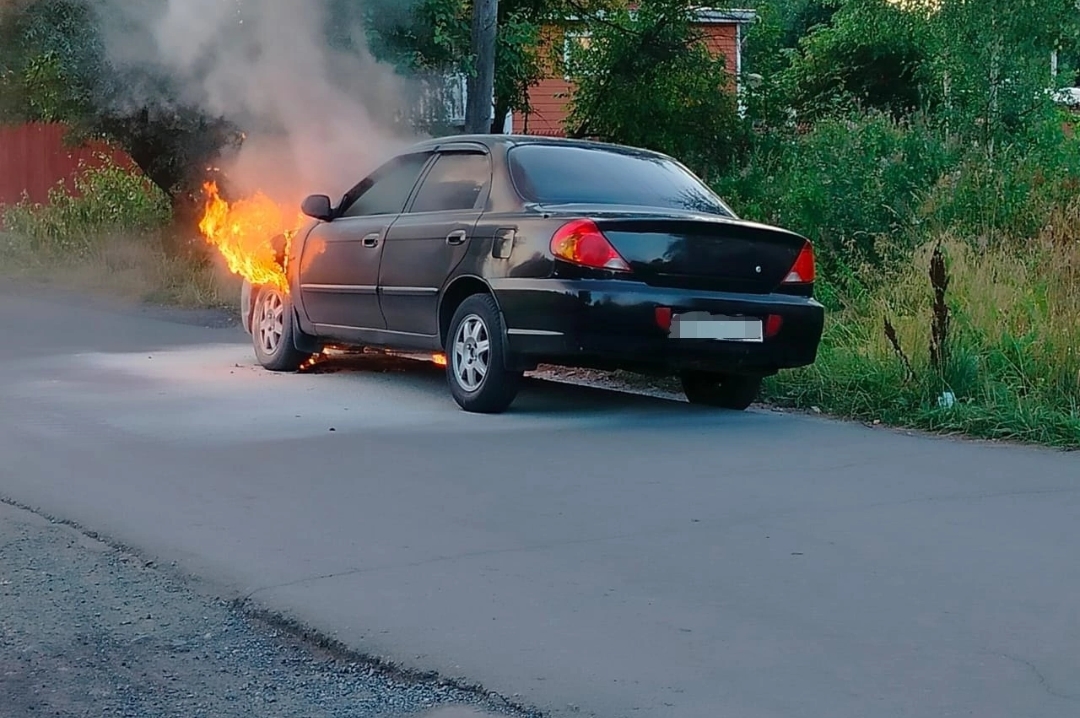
[0,501,517,718]
[1,285,1079,718]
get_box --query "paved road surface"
[0,501,518,718]
[1,285,1079,718]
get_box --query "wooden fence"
[0,122,135,207]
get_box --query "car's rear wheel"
[252,286,311,372]
[680,372,762,411]
[446,294,522,414]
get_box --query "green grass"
[764,238,1080,449]
[0,157,240,310]
[0,229,241,310]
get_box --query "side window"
[408,153,491,214]
[340,153,431,218]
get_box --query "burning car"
[220,134,825,414]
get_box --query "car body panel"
[375,147,495,338]
[378,210,481,337]
[298,214,392,331]
[490,278,824,372]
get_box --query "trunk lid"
[537,206,807,294]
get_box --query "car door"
[377,149,493,337]
[298,152,433,333]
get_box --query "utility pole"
[465,0,499,134]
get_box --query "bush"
[716,112,957,274]
[920,118,1080,244]
[1,154,171,257]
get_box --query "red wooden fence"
[0,122,135,206]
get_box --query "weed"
[2,154,171,257]
[0,157,237,310]
[765,238,1080,448]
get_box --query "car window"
[339,153,431,218]
[508,145,734,216]
[408,152,491,213]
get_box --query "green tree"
[0,0,240,225]
[778,0,934,121]
[766,0,1080,141]
[360,0,471,72]
[563,0,745,179]
[927,0,1080,146]
[0,0,102,123]
[363,0,617,133]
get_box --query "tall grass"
[1,157,239,309]
[2,156,172,255]
[765,236,1080,447]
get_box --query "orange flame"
[198,182,304,293]
[300,347,333,372]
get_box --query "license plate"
[670,312,763,342]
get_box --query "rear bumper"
[491,278,825,374]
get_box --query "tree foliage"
[763,0,1080,143]
[0,0,240,224]
[563,0,745,180]
[0,0,102,124]
[779,0,932,120]
[363,0,616,132]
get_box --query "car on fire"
[240,134,825,414]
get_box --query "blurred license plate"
[671,313,763,342]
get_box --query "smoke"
[91,0,423,205]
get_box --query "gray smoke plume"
[92,0,423,205]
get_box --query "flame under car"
[238,135,825,414]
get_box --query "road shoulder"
[0,500,530,718]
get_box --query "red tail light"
[550,219,630,272]
[783,241,815,284]
[655,306,672,332]
[765,314,784,337]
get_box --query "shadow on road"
[294,351,714,418]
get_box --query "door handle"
[446,230,468,246]
[362,233,380,248]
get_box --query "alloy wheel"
[452,314,491,392]
[257,290,285,356]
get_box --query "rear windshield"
[508,144,734,216]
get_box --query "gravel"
[0,501,536,718]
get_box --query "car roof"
[404,133,674,161]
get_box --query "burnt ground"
[0,501,529,718]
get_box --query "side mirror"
[301,194,334,222]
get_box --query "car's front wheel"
[252,286,312,372]
[680,371,762,411]
[446,294,522,414]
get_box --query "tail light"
[783,241,815,284]
[550,219,630,272]
[655,307,673,331]
[765,314,784,338]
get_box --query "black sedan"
[241,134,825,414]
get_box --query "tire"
[681,372,762,411]
[446,293,522,414]
[251,286,312,372]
